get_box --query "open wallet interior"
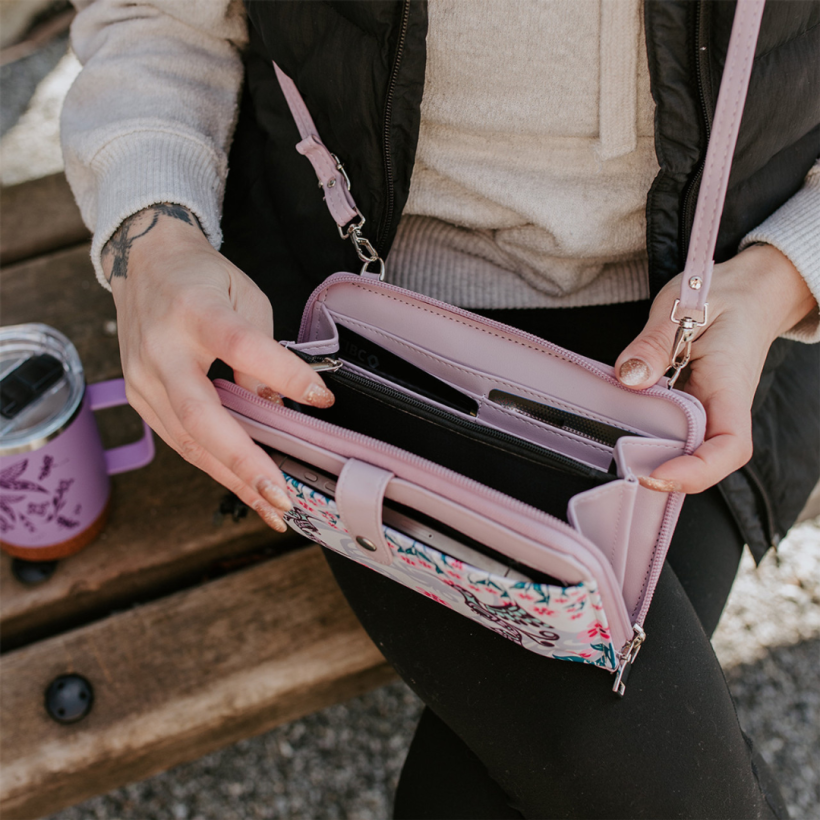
[218,273,707,658]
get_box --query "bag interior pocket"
[300,367,615,523]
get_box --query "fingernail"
[303,383,335,408]
[252,500,288,533]
[619,358,651,386]
[257,385,284,405]
[638,476,683,493]
[256,477,292,512]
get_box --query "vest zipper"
[376,0,412,254]
[680,0,714,259]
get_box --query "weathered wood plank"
[0,546,394,819]
[0,237,293,646]
[0,243,116,382]
[0,434,287,647]
[0,174,89,266]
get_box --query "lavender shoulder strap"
[666,0,765,384]
[273,0,766,383]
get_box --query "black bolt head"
[45,674,94,724]
[12,558,58,585]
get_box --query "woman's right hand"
[102,203,335,532]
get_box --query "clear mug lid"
[0,324,85,455]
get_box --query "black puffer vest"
[221,0,820,561]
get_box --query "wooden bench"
[2,174,818,820]
[0,175,395,819]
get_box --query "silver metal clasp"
[328,154,386,280]
[666,299,708,389]
[337,213,386,280]
[612,624,646,697]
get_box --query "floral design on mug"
[280,474,618,670]
[0,458,79,533]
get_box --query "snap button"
[45,674,94,724]
[356,535,378,552]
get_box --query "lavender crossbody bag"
[217,1,764,695]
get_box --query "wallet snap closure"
[336,459,394,565]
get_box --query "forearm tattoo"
[102,203,202,283]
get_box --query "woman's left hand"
[615,243,817,494]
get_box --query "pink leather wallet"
[218,0,764,695]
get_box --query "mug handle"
[86,379,155,475]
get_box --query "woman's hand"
[103,204,335,532]
[615,243,816,495]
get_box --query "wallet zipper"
[218,380,635,652]
[297,276,704,455]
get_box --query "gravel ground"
[3,37,818,820]
[44,519,819,820]
[0,33,69,140]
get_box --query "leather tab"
[336,459,394,565]
[274,62,362,229]
[677,0,765,315]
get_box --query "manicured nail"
[257,385,284,405]
[303,383,335,408]
[256,477,292,512]
[251,500,288,533]
[619,358,651,386]
[638,476,683,493]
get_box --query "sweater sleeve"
[739,160,820,344]
[61,0,248,289]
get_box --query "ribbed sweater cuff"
[739,167,820,344]
[88,131,225,290]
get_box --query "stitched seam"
[623,441,681,454]
[341,283,576,362]
[687,14,758,296]
[754,19,820,61]
[573,483,623,569]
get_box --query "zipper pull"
[309,357,344,373]
[612,624,646,697]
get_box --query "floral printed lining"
[282,474,617,670]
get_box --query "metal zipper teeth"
[331,364,610,479]
[680,0,714,257]
[633,491,683,628]
[297,275,704,457]
[218,379,634,644]
[376,0,412,253]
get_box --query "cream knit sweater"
[61,0,820,340]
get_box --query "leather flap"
[568,478,638,589]
[336,458,394,565]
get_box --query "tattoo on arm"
[102,203,202,283]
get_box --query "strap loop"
[273,61,385,279]
[668,0,765,385]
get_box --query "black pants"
[323,303,789,819]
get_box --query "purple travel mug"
[0,324,154,561]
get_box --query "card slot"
[325,320,623,469]
[327,313,652,441]
[301,368,615,524]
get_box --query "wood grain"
[0,546,394,819]
[0,243,117,383]
[0,174,89,266]
[0,241,296,647]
